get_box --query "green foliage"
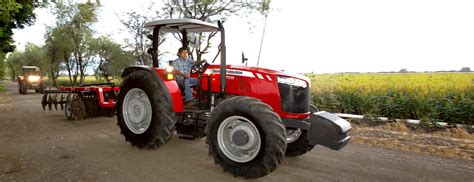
[0,0,45,53]
[44,23,71,87]
[0,51,5,79]
[5,43,48,79]
[0,83,5,92]
[308,73,474,125]
[49,0,100,85]
[89,36,135,80]
[119,11,156,66]
[257,0,272,15]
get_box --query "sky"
[12,0,474,73]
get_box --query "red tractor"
[116,19,351,178]
[17,66,44,94]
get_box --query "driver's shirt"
[173,57,195,78]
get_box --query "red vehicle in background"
[17,66,44,94]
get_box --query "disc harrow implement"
[41,83,119,120]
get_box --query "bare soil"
[352,122,474,161]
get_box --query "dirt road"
[0,81,473,181]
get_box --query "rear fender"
[121,66,183,113]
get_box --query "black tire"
[38,82,44,94]
[285,103,318,157]
[18,82,21,94]
[285,130,314,157]
[64,102,75,121]
[205,96,286,178]
[116,70,176,149]
[20,82,27,95]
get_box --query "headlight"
[164,66,174,80]
[28,76,40,82]
[277,76,307,88]
[165,66,174,73]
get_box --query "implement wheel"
[64,101,75,121]
[70,97,86,120]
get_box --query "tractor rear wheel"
[205,96,286,178]
[117,70,176,149]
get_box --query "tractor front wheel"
[20,82,27,95]
[117,70,176,149]
[205,96,286,178]
[284,103,318,157]
[285,129,314,157]
[36,82,44,93]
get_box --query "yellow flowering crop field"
[307,73,474,125]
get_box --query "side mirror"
[147,34,153,40]
[241,52,248,65]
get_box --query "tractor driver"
[172,47,204,108]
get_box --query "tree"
[0,0,44,53]
[5,51,22,80]
[399,68,408,73]
[5,43,48,80]
[119,12,154,66]
[0,52,5,79]
[51,1,100,85]
[44,24,72,87]
[163,0,252,60]
[459,67,471,72]
[0,0,46,79]
[121,0,266,64]
[89,36,134,81]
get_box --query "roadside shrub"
[0,83,5,92]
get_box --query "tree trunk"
[64,53,74,86]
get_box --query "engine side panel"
[201,65,309,119]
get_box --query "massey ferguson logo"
[208,69,256,78]
[228,70,243,75]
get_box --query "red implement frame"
[58,85,119,107]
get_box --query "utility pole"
[257,13,268,67]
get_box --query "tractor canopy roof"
[144,19,219,33]
[22,66,40,71]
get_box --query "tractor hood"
[206,64,312,87]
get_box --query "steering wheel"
[190,60,209,74]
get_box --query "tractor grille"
[278,83,309,113]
